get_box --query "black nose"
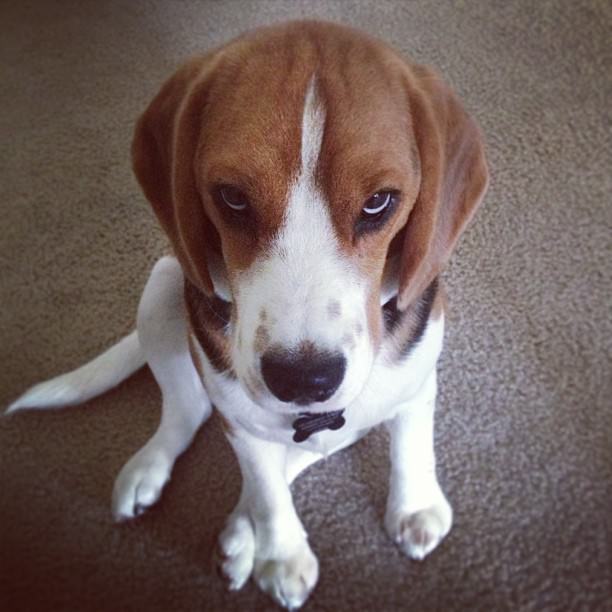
[260,349,346,404]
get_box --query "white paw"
[253,544,319,610]
[112,446,171,521]
[385,497,453,560]
[217,513,256,591]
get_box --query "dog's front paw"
[217,513,256,591]
[254,543,319,610]
[112,446,171,521]
[385,496,452,560]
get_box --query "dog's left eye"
[357,190,398,234]
[219,186,249,212]
[362,191,393,216]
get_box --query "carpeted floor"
[1,1,611,610]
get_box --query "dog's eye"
[356,190,399,236]
[362,191,393,217]
[219,186,249,212]
[358,189,399,230]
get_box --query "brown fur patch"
[184,279,234,375]
[383,278,440,362]
[188,334,204,378]
[217,412,235,436]
[253,325,270,354]
[431,282,447,320]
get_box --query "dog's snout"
[260,349,346,405]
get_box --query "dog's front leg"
[219,428,318,609]
[112,256,211,520]
[385,369,453,560]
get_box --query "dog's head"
[132,21,488,414]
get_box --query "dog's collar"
[292,410,346,443]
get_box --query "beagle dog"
[8,20,488,610]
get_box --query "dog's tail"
[6,331,145,414]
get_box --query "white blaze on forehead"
[300,78,325,178]
[272,77,337,269]
[274,77,341,279]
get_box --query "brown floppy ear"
[131,55,219,294]
[397,65,489,310]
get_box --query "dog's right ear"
[396,64,489,310]
[132,55,219,294]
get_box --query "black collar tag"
[292,410,346,443]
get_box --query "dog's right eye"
[218,185,249,212]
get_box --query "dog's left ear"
[397,65,489,310]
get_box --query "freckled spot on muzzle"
[254,324,270,354]
[327,299,341,319]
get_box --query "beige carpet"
[2,1,611,610]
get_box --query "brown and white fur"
[7,21,488,610]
